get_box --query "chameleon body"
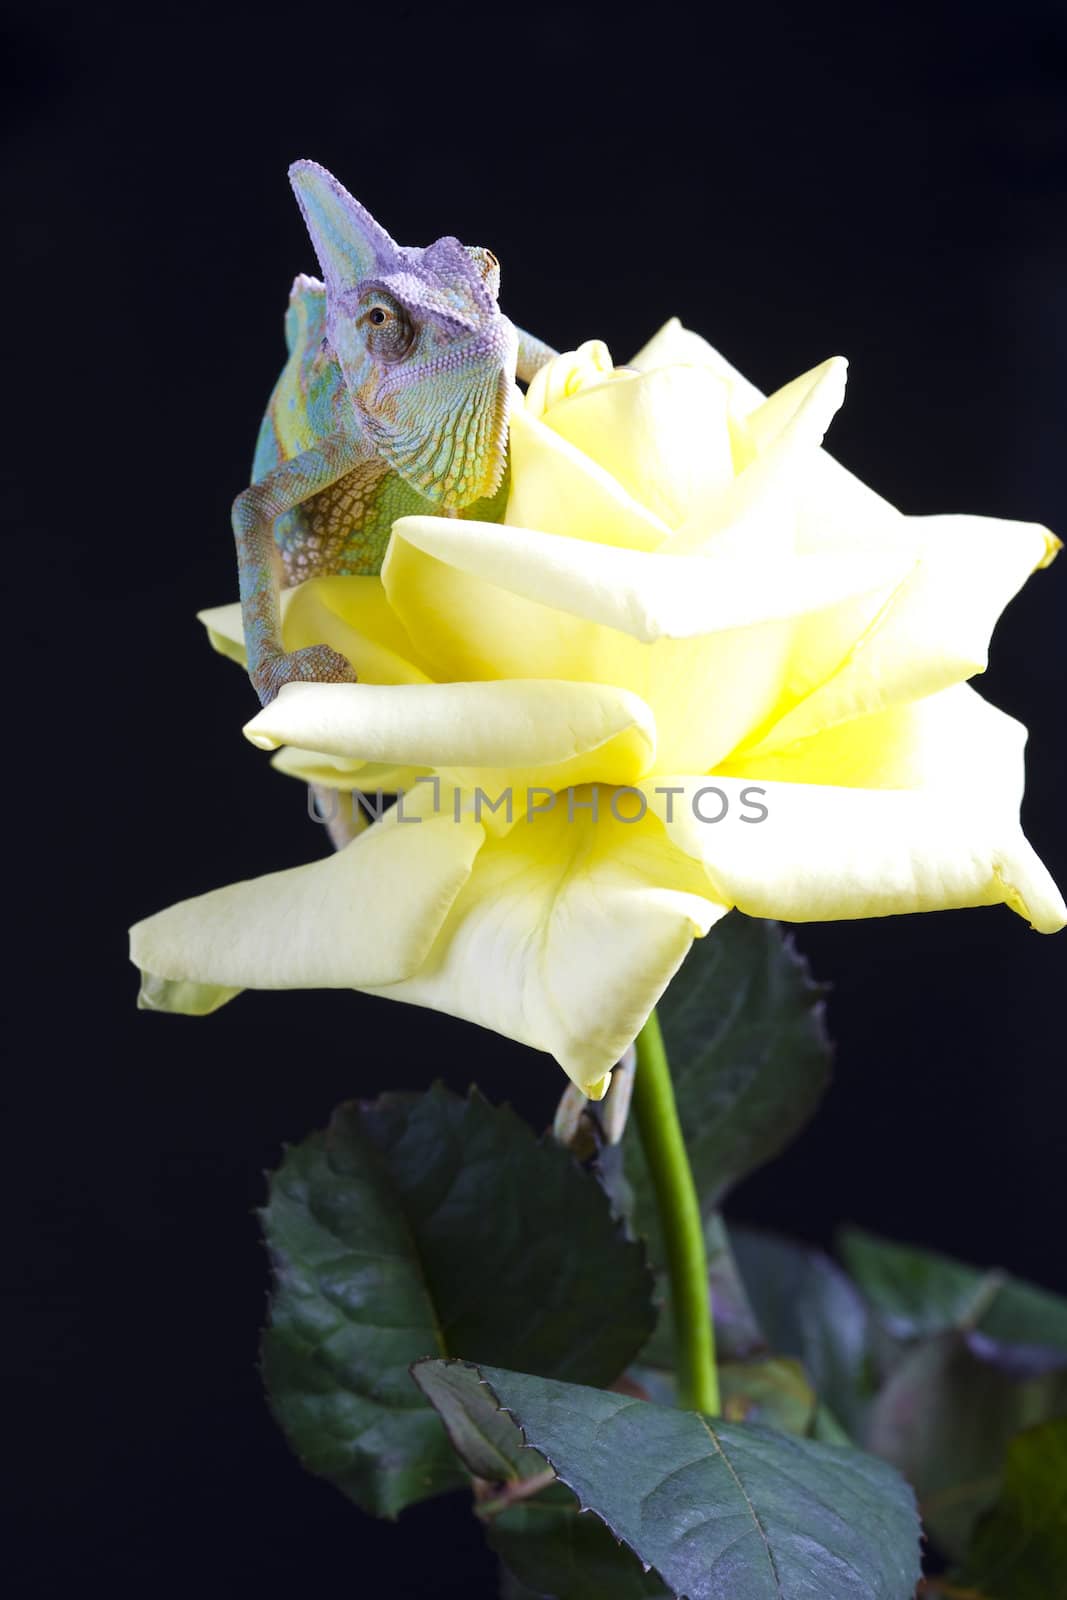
[251,275,512,583]
[234,161,557,706]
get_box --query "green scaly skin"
[233,161,556,708]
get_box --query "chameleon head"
[289,161,517,508]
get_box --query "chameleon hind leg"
[232,427,372,705]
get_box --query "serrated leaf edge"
[414,1359,676,1594]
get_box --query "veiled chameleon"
[233,160,556,707]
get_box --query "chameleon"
[234,160,557,707]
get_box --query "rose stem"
[632,1008,720,1415]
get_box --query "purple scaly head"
[289,160,517,507]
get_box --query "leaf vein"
[696,1417,784,1596]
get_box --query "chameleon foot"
[252,643,358,707]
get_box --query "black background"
[7,2,1067,1593]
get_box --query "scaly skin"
[234,162,557,706]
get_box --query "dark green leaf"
[499,1562,556,1600]
[954,1419,1067,1600]
[417,1359,665,1597]
[415,1358,922,1599]
[731,1226,876,1437]
[839,1228,1067,1350]
[492,1482,670,1600]
[863,1330,1067,1560]
[409,1356,547,1486]
[262,1086,654,1516]
[499,1565,548,1600]
[624,917,831,1258]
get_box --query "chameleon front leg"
[514,325,557,384]
[233,428,370,705]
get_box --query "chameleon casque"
[235,160,557,708]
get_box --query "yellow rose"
[129,321,1065,1097]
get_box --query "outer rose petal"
[385,516,909,646]
[631,317,902,546]
[716,682,1028,797]
[667,357,849,557]
[129,785,484,995]
[198,575,433,686]
[744,513,1059,755]
[629,317,764,412]
[138,974,242,1015]
[268,748,428,793]
[243,678,658,792]
[643,688,1065,932]
[362,800,729,1095]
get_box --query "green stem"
[632,1009,720,1415]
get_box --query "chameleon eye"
[364,301,414,362]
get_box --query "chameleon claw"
[252,644,358,707]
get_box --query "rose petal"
[666,356,848,558]
[507,404,669,552]
[382,515,911,773]
[717,682,1024,796]
[542,364,735,529]
[129,784,485,995]
[198,575,433,685]
[643,689,1065,932]
[524,339,616,416]
[742,512,1059,756]
[631,318,900,548]
[269,747,429,793]
[629,317,765,413]
[363,798,728,1094]
[244,678,658,792]
[138,973,242,1015]
[385,516,909,645]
